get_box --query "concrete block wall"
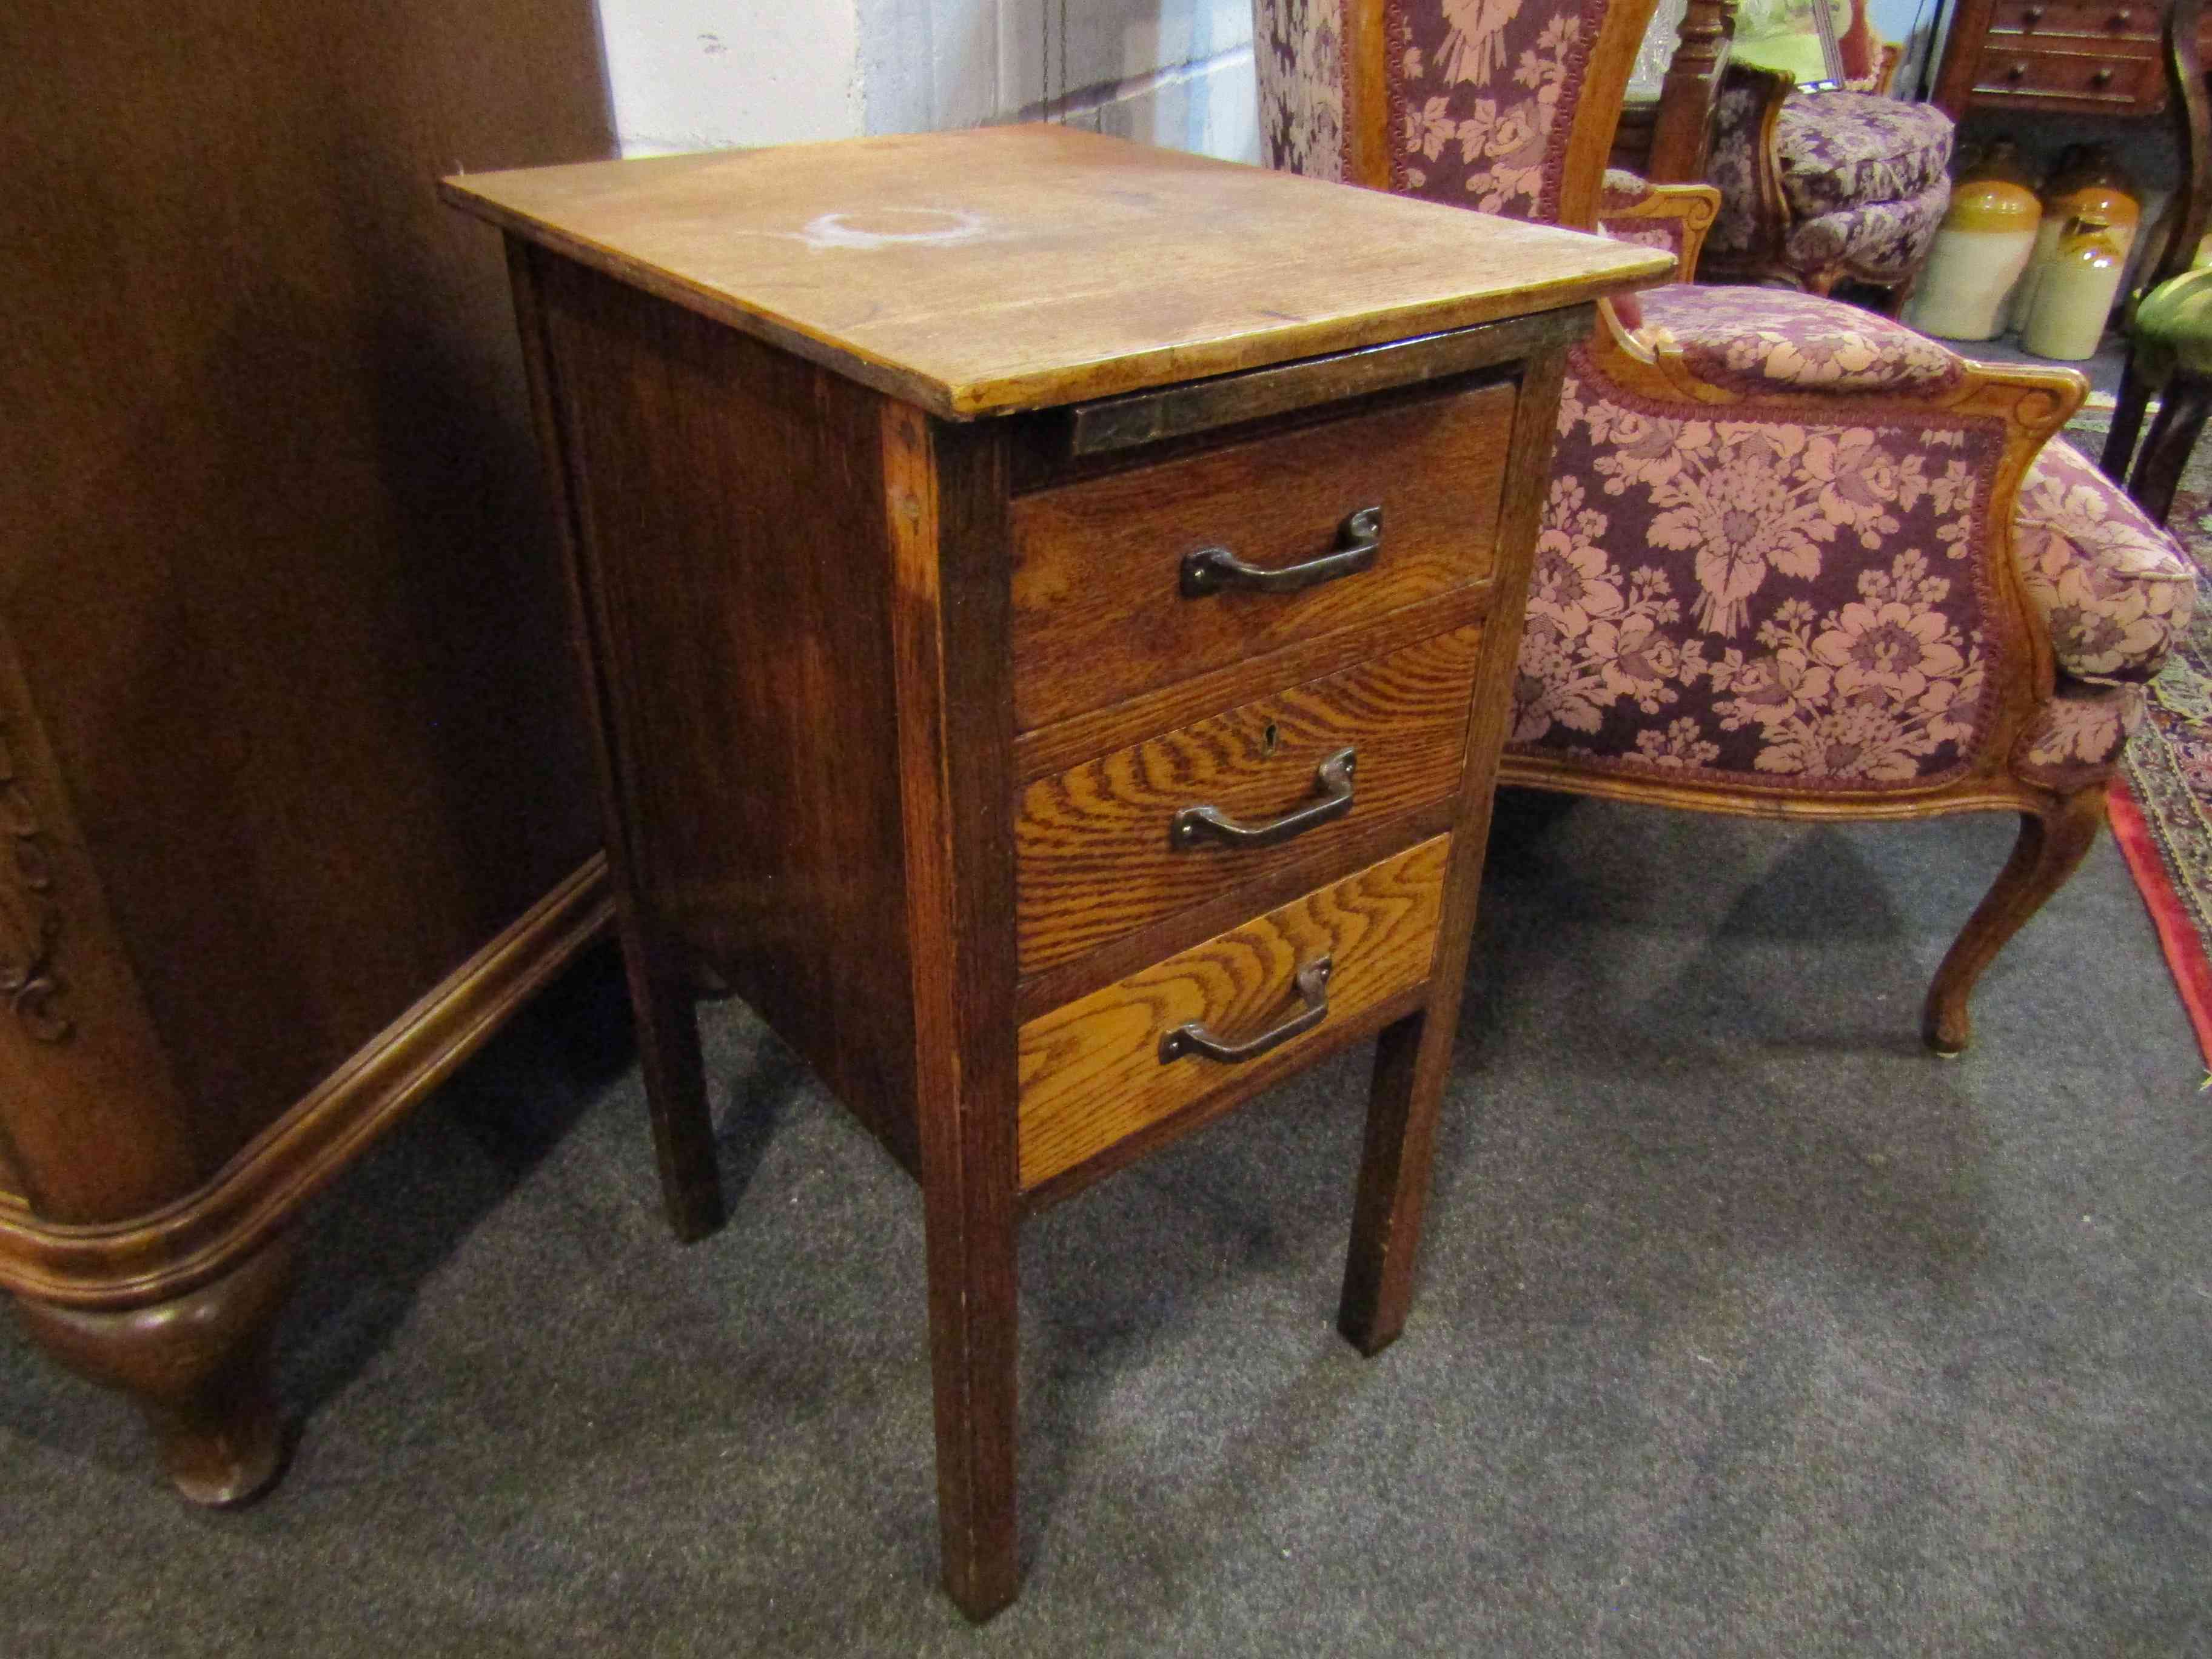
[596,0,1257,163]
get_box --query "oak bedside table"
[444,126,1664,1619]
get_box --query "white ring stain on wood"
[797,208,988,251]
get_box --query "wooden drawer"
[1016,834,1449,1192]
[1987,0,2158,39]
[1015,624,1481,974]
[1971,42,2160,106]
[1008,380,1517,731]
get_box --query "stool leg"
[2128,373,2212,526]
[2103,354,2157,484]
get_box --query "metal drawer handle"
[1159,956,1333,1065]
[1179,506,1382,597]
[1169,746,1356,851]
[2090,65,2114,85]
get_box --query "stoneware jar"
[2024,214,2127,360]
[2007,145,2140,331]
[1907,141,2043,341]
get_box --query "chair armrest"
[1598,172,1724,282]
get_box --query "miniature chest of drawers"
[444,125,1664,1619]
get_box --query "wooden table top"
[442,125,1669,420]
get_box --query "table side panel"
[534,253,922,1165]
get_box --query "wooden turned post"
[10,1229,298,1506]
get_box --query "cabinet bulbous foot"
[10,1228,298,1506]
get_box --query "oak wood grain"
[1010,381,1515,730]
[534,252,924,1174]
[1339,337,1573,1354]
[440,126,1669,420]
[510,240,724,1242]
[1016,625,1481,973]
[881,405,1026,1621]
[1016,836,1450,1193]
[1012,580,1492,783]
[1014,797,1458,1025]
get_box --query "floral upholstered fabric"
[2013,436,2197,686]
[1635,284,1963,398]
[1770,92,1950,220]
[1703,79,1770,260]
[2014,682,2147,790]
[1510,347,2192,793]
[1512,347,2005,787]
[1255,0,1348,181]
[1701,71,1952,291]
[1597,169,1690,272]
[1783,179,1949,287]
[1386,0,1607,221]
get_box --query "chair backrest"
[1254,0,1666,228]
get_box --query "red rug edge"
[2107,772,2212,1073]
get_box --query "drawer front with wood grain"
[1015,625,1481,974]
[1987,1,2158,39]
[1971,42,2160,106]
[1015,835,1450,1193]
[1008,380,1517,731]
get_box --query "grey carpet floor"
[4,795,2209,1657]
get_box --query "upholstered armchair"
[1253,0,2196,1053]
[1658,0,1955,304]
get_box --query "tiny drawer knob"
[2091,65,2114,85]
[2006,59,2028,79]
[2024,4,2043,21]
[2106,7,2131,24]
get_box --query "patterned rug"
[2076,410,2212,1068]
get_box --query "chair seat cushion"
[2014,435,2197,685]
[1775,91,1952,218]
[1635,283,1965,398]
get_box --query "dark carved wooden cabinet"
[0,1,614,1500]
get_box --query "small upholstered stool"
[2104,266,2212,525]
[1701,84,1952,303]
